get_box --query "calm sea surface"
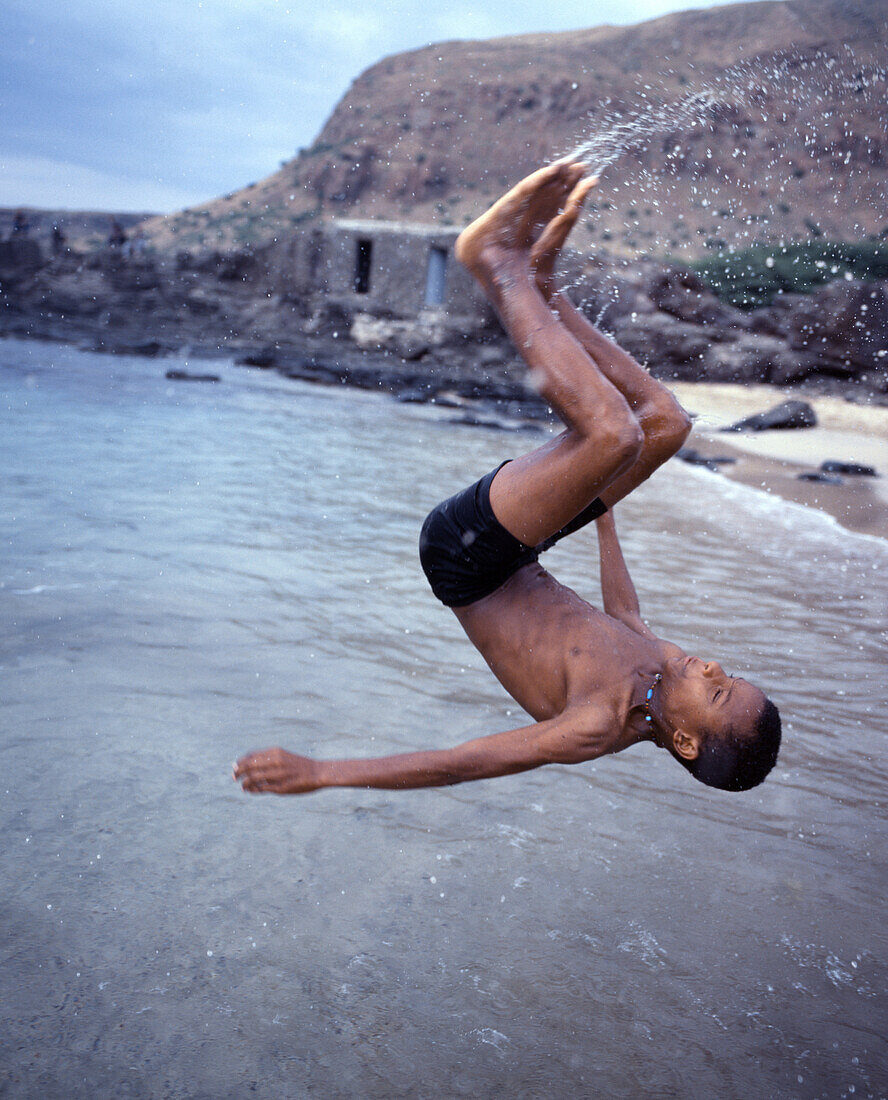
[2,338,886,1099]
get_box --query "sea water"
[1,338,886,1098]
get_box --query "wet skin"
[234,161,767,796]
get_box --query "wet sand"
[670,382,888,539]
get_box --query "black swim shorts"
[419,462,607,608]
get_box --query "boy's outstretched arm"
[233,705,611,795]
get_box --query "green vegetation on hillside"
[691,239,888,309]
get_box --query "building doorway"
[354,239,372,294]
[424,246,447,306]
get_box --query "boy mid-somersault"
[234,161,781,798]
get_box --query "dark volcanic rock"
[746,293,808,338]
[447,412,543,432]
[396,386,436,404]
[677,447,737,469]
[723,399,818,432]
[611,313,712,376]
[572,264,657,330]
[107,261,162,293]
[788,280,888,378]
[797,471,844,484]
[0,238,44,277]
[2,223,886,407]
[768,349,827,385]
[115,340,167,357]
[646,266,744,329]
[703,334,787,383]
[820,459,877,476]
[165,369,220,383]
[238,349,278,367]
[182,290,220,315]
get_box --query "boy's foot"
[455,160,586,287]
[530,175,598,299]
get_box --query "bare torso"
[455,562,681,751]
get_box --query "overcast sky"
[1,0,743,213]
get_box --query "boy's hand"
[233,747,321,795]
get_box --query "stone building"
[315,218,483,318]
[270,218,489,324]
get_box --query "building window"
[424,246,447,306]
[354,239,372,293]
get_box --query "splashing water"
[570,88,726,177]
[566,51,888,179]
[546,46,888,310]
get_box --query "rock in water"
[722,400,817,432]
[237,349,277,368]
[165,370,220,383]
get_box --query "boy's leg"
[455,163,644,548]
[529,179,692,507]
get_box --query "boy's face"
[660,655,765,753]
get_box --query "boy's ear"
[672,728,699,761]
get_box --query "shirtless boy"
[234,161,781,798]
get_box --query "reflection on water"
[2,339,886,1098]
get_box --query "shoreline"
[2,330,885,539]
[669,382,888,540]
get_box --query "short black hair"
[680,698,781,792]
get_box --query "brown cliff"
[141,0,887,258]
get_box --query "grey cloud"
[0,0,741,210]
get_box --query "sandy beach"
[669,382,888,539]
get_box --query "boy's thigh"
[489,430,617,547]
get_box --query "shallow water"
[1,338,886,1099]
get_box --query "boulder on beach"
[797,471,844,484]
[820,459,877,477]
[703,333,787,384]
[788,280,888,373]
[677,447,737,471]
[722,399,817,432]
[646,265,744,329]
[611,312,712,375]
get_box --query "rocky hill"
[141,0,886,259]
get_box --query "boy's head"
[655,656,781,791]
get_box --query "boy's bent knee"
[638,401,692,457]
[611,418,645,467]
[575,414,643,478]
[669,412,693,451]
[573,386,639,438]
